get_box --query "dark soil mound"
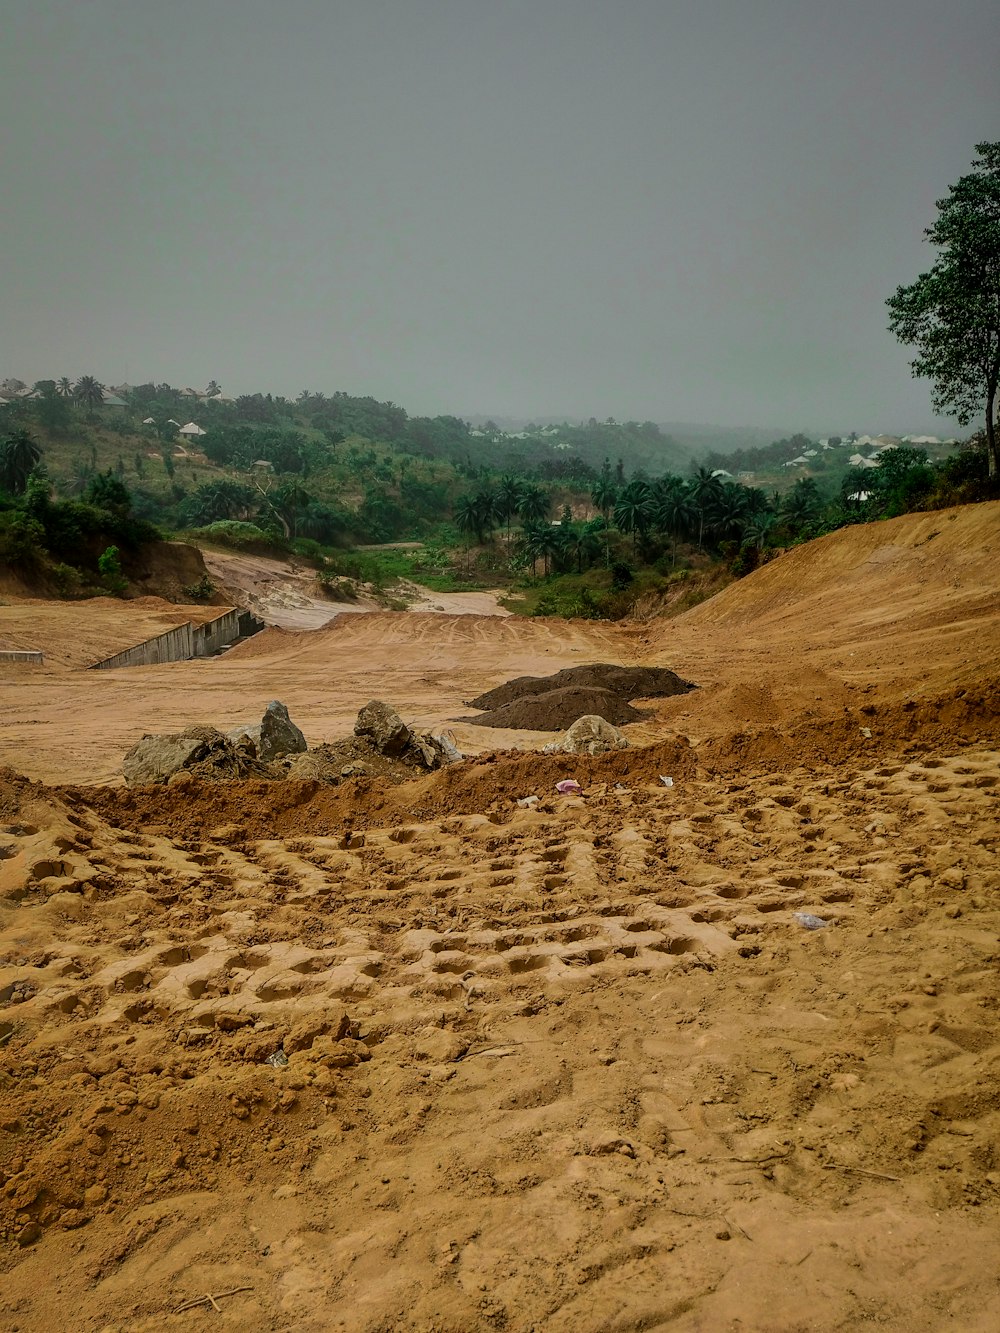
[467,664,694,712]
[462,686,646,732]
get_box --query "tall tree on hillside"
[496,474,524,549]
[614,479,653,554]
[590,459,618,566]
[887,142,1000,477]
[517,485,550,526]
[709,483,751,543]
[56,377,73,398]
[74,375,105,412]
[0,428,42,495]
[688,466,724,550]
[653,478,696,568]
[781,477,824,534]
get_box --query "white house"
[179,422,206,438]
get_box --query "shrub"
[98,545,127,595]
[50,562,81,596]
[181,574,215,601]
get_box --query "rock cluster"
[121,700,462,787]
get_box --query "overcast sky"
[2,0,996,432]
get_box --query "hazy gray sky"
[2,0,996,431]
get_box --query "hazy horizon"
[2,1,996,435]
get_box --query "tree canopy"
[887,142,1000,477]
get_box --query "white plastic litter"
[659,776,674,788]
[516,795,540,809]
[793,912,828,930]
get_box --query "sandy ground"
[1,501,1000,1331]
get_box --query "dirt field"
[1,502,999,1331]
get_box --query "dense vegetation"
[1,371,992,616]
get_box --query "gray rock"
[543,715,629,757]
[122,726,225,786]
[229,700,307,762]
[354,700,411,756]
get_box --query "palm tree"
[653,479,696,568]
[521,521,560,576]
[590,460,618,566]
[275,480,312,538]
[496,474,524,549]
[471,488,499,542]
[0,428,42,495]
[453,494,481,568]
[742,513,775,552]
[614,479,653,553]
[68,455,95,495]
[566,523,602,574]
[709,483,751,544]
[688,466,724,550]
[518,485,550,526]
[56,377,73,398]
[74,375,106,412]
[781,478,824,536]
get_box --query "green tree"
[274,480,312,538]
[496,474,524,550]
[453,494,481,567]
[74,375,106,412]
[741,513,775,552]
[520,521,560,577]
[34,388,73,437]
[590,460,618,566]
[98,545,127,595]
[653,478,696,567]
[0,428,42,495]
[517,485,550,526]
[56,377,73,398]
[688,466,724,550]
[887,142,1000,477]
[782,477,824,534]
[709,482,751,544]
[614,479,653,553]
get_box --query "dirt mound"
[467,663,694,711]
[463,685,647,731]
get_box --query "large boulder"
[543,714,629,757]
[228,701,307,762]
[123,725,228,786]
[354,700,411,757]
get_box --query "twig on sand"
[823,1163,900,1182]
[175,1286,253,1314]
[724,1214,753,1241]
[458,1044,521,1060]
